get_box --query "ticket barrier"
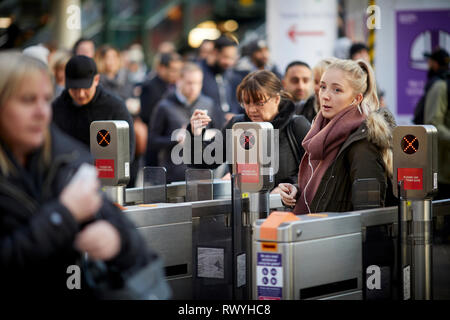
[252,200,450,301]
[122,193,284,300]
[393,125,438,300]
[253,212,363,300]
[123,202,193,299]
[359,199,450,300]
[90,121,130,205]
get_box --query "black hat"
[65,55,98,89]
[424,48,450,67]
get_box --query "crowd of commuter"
[14,34,449,205]
[1,26,449,300]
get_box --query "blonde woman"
[279,59,396,214]
[0,52,151,299]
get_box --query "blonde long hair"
[325,59,394,177]
[326,59,379,116]
[0,51,52,176]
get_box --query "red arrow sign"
[287,25,325,43]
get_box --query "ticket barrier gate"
[253,212,363,300]
[121,164,283,300]
[90,121,130,205]
[359,199,450,300]
[252,200,450,301]
[123,202,193,299]
[393,125,438,300]
[122,192,284,300]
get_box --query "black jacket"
[188,99,311,187]
[139,75,172,126]
[52,85,135,162]
[199,59,235,128]
[294,95,317,123]
[303,108,397,213]
[0,125,151,299]
[148,91,217,183]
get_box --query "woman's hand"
[74,220,122,261]
[190,109,211,136]
[278,183,298,207]
[60,165,102,223]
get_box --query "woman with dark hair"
[189,70,311,192]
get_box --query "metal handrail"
[357,198,450,228]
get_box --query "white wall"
[266,0,338,73]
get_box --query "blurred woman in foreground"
[0,52,152,299]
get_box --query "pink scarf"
[293,105,365,214]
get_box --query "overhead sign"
[267,0,337,72]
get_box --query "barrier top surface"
[260,211,300,240]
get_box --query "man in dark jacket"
[148,62,217,183]
[139,52,183,126]
[282,61,317,123]
[139,52,183,166]
[199,36,239,128]
[52,55,136,165]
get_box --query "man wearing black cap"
[52,55,135,166]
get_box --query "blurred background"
[0,0,449,123]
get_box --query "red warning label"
[237,163,260,183]
[398,168,423,190]
[95,159,115,179]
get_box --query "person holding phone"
[0,52,152,299]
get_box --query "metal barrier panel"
[253,212,362,300]
[123,203,193,299]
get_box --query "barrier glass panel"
[185,169,213,202]
[143,167,167,204]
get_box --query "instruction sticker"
[257,253,283,300]
[403,265,411,300]
[125,162,130,177]
[237,253,246,288]
[398,168,423,190]
[237,163,260,183]
[95,159,115,178]
[197,247,224,279]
